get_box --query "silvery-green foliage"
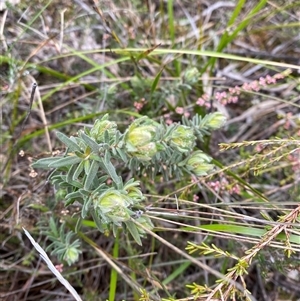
[32,112,225,253]
[43,217,82,266]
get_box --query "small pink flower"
[55,264,64,273]
[230,184,241,195]
[208,181,221,191]
[193,194,199,202]
[255,144,263,152]
[234,86,241,95]
[250,80,260,91]
[197,98,206,106]
[197,94,211,107]
[215,92,223,101]
[202,93,209,100]
[198,72,287,109]
[229,87,235,94]
[230,96,238,103]
[134,101,143,111]
[242,82,251,91]
[265,75,276,84]
[259,77,266,86]
[175,107,184,115]
[165,118,173,125]
[215,91,228,104]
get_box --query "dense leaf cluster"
[32,112,225,251]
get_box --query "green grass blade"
[182,224,300,245]
[113,48,300,70]
[167,0,175,45]
[167,0,181,75]
[228,0,246,26]
[161,261,191,286]
[40,56,129,102]
[109,231,119,301]
[203,0,268,72]
[150,67,164,101]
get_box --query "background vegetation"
[1,0,300,300]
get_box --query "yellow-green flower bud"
[64,247,81,265]
[185,150,214,176]
[127,187,144,201]
[127,125,156,147]
[97,190,130,213]
[205,112,227,130]
[90,116,117,143]
[132,142,158,161]
[123,180,145,202]
[135,215,154,235]
[168,125,195,152]
[127,191,143,201]
[183,67,200,85]
[107,207,131,223]
[125,117,161,161]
